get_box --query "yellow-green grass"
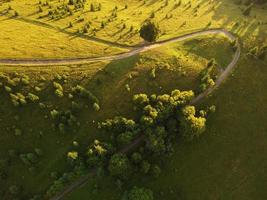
[1,0,266,47]
[0,0,265,199]
[0,15,126,59]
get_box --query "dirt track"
[47,30,240,200]
[0,18,241,199]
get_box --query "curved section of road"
[0,26,241,199]
[46,29,241,200]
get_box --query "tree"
[180,106,206,140]
[108,153,131,179]
[133,94,149,106]
[123,186,154,200]
[140,21,160,42]
[67,151,78,160]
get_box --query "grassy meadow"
[0,0,266,199]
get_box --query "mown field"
[0,0,266,200]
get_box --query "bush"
[27,93,39,102]
[14,129,22,136]
[151,165,161,177]
[122,186,154,200]
[180,106,206,140]
[108,153,131,179]
[93,102,100,111]
[131,152,142,164]
[140,160,151,174]
[133,94,149,106]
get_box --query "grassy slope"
[0,15,125,58]
[1,0,266,47]
[0,34,225,198]
[67,55,267,200]
[64,35,235,200]
[0,0,265,199]
[64,1,267,199]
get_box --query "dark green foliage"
[131,152,142,164]
[108,153,131,179]
[122,186,154,200]
[50,109,77,133]
[87,140,114,168]
[72,85,99,104]
[140,160,151,174]
[140,21,160,42]
[117,131,135,146]
[100,116,137,133]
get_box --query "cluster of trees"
[94,89,208,181]
[44,0,86,19]
[45,161,87,197]
[19,149,43,171]
[58,87,211,199]
[50,109,78,134]
[198,59,217,92]
[235,0,267,16]
[71,85,100,109]
[86,139,114,168]
[0,73,41,106]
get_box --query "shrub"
[55,89,64,97]
[151,165,161,177]
[140,160,151,174]
[67,151,78,160]
[108,153,131,179]
[93,102,100,111]
[122,186,154,200]
[27,93,39,102]
[180,106,206,140]
[14,129,22,136]
[131,152,142,164]
[133,94,149,106]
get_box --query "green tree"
[140,21,160,42]
[180,106,206,140]
[108,153,131,179]
[123,186,154,200]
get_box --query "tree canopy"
[140,21,160,42]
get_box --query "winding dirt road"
[0,25,240,199]
[47,30,241,200]
[0,28,241,105]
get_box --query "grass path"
[45,29,241,200]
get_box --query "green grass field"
[0,0,266,199]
